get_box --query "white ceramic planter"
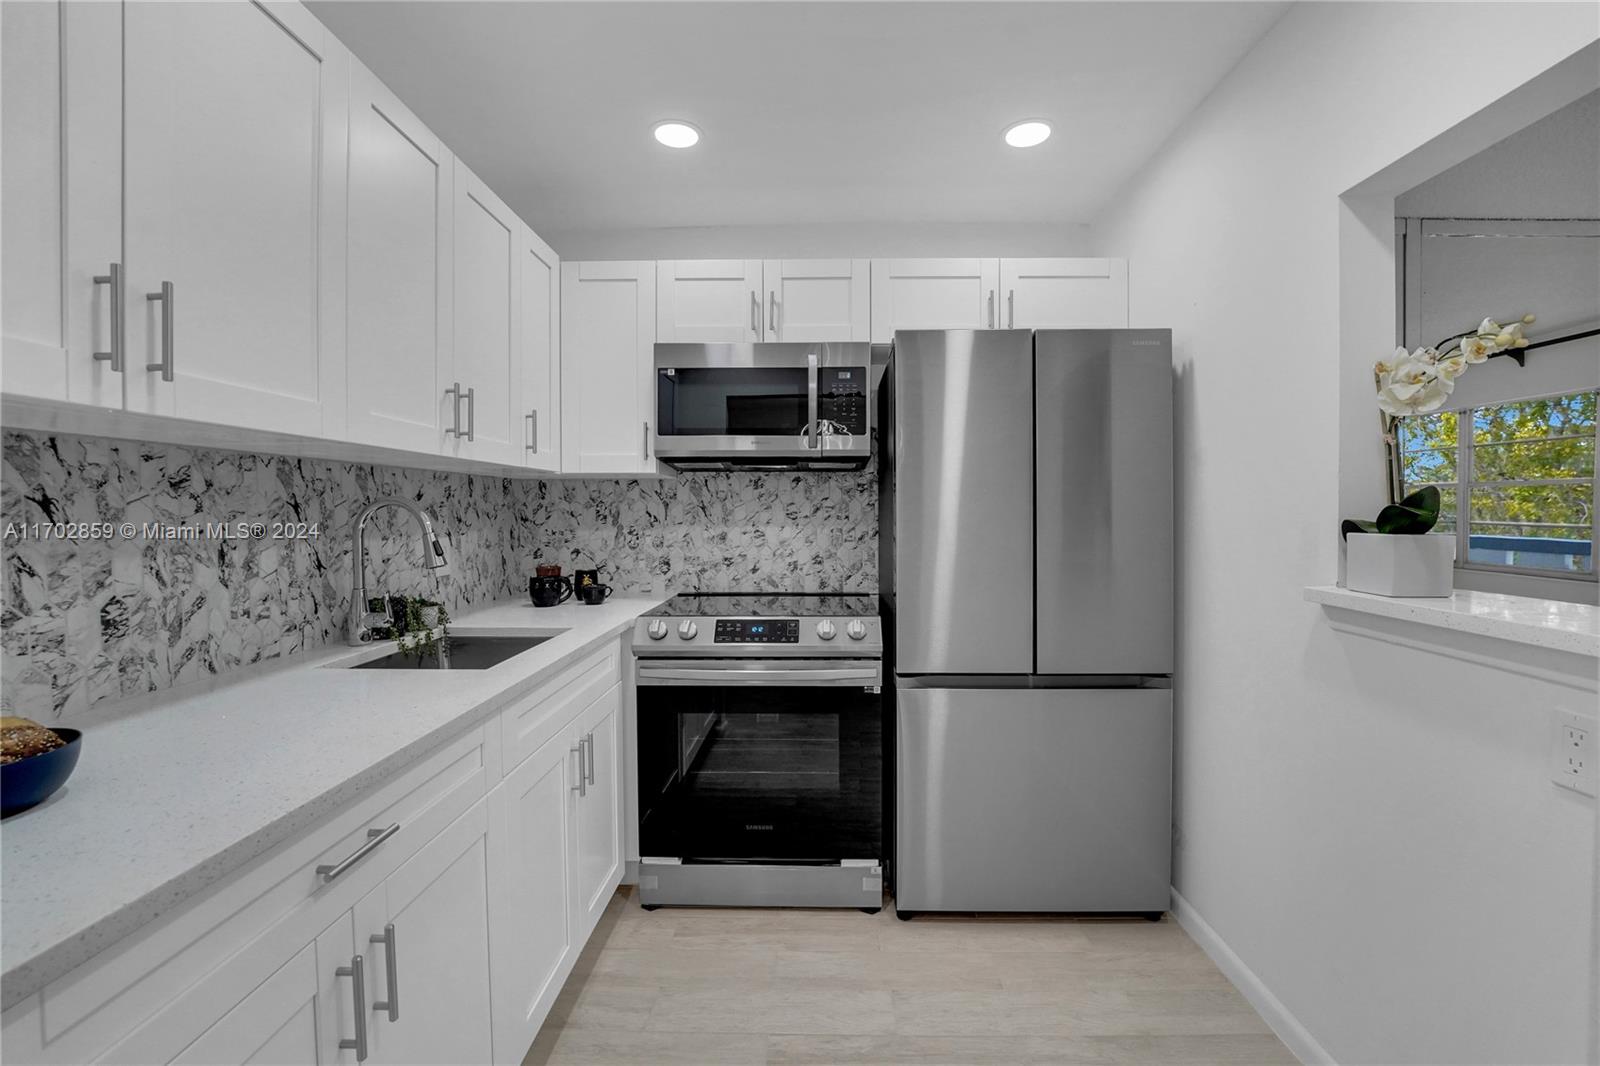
[1345,533,1455,598]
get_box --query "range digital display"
[714,618,800,643]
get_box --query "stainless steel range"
[631,593,885,911]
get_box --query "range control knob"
[816,619,837,641]
[678,620,699,640]
[647,619,669,641]
[846,619,868,641]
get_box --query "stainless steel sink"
[348,635,552,670]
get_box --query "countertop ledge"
[1304,585,1600,658]
[0,594,670,1011]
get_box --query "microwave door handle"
[806,352,819,449]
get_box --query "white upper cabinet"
[449,160,523,465]
[344,60,453,454]
[121,0,349,437]
[762,259,870,342]
[658,259,871,343]
[870,258,1000,342]
[999,257,1128,329]
[1,0,122,407]
[521,226,562,472]
[561,261,657,475]
[656,260,763,342]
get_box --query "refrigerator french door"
[885,328,1174,915]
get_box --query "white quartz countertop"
[0,594,668,1009]
[1304,585,1600,658]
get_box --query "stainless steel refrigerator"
[881,328,1174,916]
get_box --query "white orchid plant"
[1375,314,1535,502]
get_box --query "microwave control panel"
[817,368,868,433]
[714,618,800,643]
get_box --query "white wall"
[546,220,1094,261]
[1089,4,1600,1064]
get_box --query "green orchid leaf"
[1340,518,1380,540]
[1373,485,1441,535]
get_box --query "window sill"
[1303,585,1599,659]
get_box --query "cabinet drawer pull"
[525,410,538,453]
[316,823,400,883]
[146,281,174,381]
[585,730,596,784]
[571,745,586,796]
[370,923,399,1022]
[92,263,123,371]
[336,954,369,1062]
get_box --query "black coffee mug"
[578,583,613,606]
[529,575,572,608]
[573,568,601,597]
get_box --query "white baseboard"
[1170,887,1336,1066]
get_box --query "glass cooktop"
[645,592,880,618]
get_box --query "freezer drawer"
[895,685,1172,913]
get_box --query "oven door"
[636,659,884,863]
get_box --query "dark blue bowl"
[2,728,82,818]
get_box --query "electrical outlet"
[1551,709,1596,798]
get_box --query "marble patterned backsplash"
[1,431,876,720]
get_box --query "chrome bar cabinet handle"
[444,383,464,438]
[1007,289,1014,329]
[769,291,778,336]
[987,289,995,329]
[571,745,586,796]
[92,263,123,370]
[337,955,369,1061]
[464,386,476,441]
[525,410,538,453]
[370,923,399,1022]
[316,823,400,883]
[585,730,596,784]
[750,290,760,337]
[642,421,650,461]
[146,281,174,381]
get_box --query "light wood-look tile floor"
[523,887,1295,1066]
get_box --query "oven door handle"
[637,662,881,687]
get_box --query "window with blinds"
[1398,391,1597,578]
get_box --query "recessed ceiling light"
[1004,120,1051,148]
[653,121,701,149]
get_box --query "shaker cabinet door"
[657,260,763,342]
[762,259,870,342]
[869,259,999,343]
[487,731,580,1062]
[521,226,562,472]
[122,0,349,437]
[999,258,1128,329]
[572,685,624,938]
[560,261,656,475]
[357,798,495,1066]
[345,58,453,455]
[450,160,523,465]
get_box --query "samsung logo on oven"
[744,824,774,831]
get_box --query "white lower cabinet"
[356,798,495,1066]
[573,685,624,937]
[488,681,624,1063]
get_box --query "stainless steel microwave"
[653,342,872,470]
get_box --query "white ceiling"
[308,1,1288,244]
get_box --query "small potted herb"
[394,596,450,663]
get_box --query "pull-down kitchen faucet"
[347,497,448,644]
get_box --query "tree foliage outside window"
[1399,390,1596,575]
